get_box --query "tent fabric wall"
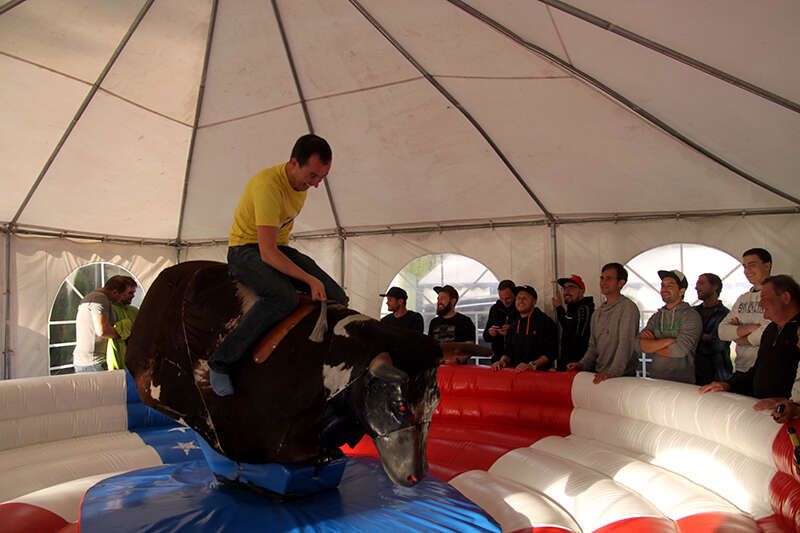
[4,212,799,379]
[558,214,800,294]
[9,235,176,379]
[343,226,552,316]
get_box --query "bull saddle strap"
[252,297,318,364]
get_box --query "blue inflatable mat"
[80,456,500,532]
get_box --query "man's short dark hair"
[701,273,723,297]
[763,275,800,303]
[497,279,516,292]
[601,262,628,283]
[104,275,136,292]
[743,248,772,264]
[291,134,332,166]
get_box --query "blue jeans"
[208,244,348,374]
[74,362,106,373]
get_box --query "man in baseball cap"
[428,285,475,343]
[491,284,557,372]
[640,269,701,384]
[553,274,595,370]
[379,287,423,333]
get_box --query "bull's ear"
[368,352,408,383]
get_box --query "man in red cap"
[553,274,595,370]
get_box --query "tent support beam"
[3,207,795,246]
[2,229,10,379]
[9,0,156,228]
[273,0,346,285]
[175,0,219,261]
[348,0,555,222]
[550,223,559,290]
[447,0,800,206]
[0,0,27,16]
[539,0,800,114]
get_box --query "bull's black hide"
[126,261,442,474]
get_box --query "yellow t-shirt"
[229,163,307,246]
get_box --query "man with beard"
[567,263,640,384]
[72,275,132,373]
[107,276,139,370]
[718,248,772,375]
[701,275,800,400]
[640,270,701,384]
[379,286,424,333]
[553,274,594,370]
[490,285,557,372]
[428,285,476,343]
[483,280,518,360]
[693,273,732,385]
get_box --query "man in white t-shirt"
[73,276,135,372]
[717,248,772,374]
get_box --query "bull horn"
[439,342,493,365]
[368,352,408,382]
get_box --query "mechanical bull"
[126,261,460,487]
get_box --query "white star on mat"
[173,441,200,456]
[167,426,190,433]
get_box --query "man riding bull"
[209,134,349,396]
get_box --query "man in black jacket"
[700,275,800,399]
[490,285,557,372]
[553,274,594,370]
[483,279,518,360]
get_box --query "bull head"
[358,353,438,487]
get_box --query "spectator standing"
[567,263,640,384]
[718,248,772,374]
[640,270,701,384]
[491,285,557,372]
[428,285,476,343]
[700,275,800,399]
[379,287,424,333]
[73,276,131,373]
[693,273,732,385]
[106,277,139,371]
[553,274,594,370]
[483,280,518,360]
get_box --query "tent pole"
[349,0,554,222]
[272,0,345,237]
[9,0,157,227]
[2,230,11,379]
[550,222,559,293]
[340,235,346,289]
[175,0,219,248]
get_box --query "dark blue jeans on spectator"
[208,244,348,374]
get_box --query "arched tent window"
[381,254,499,344]
[621,243,748,377]
[48,263,144,375]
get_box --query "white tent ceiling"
[1,0,798,242]
[1,0,799,379]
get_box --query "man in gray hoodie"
[640,270,701,384]
[567,263,640,384]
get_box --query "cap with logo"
[657,269,688,289]
[557,274,585,291]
